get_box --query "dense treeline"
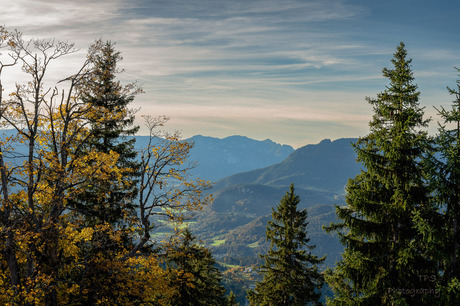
[1,26,459,305]
[0,28,227,305]
[247,42,460,305]
[325,43,460,305]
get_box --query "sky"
[0,0,459,148]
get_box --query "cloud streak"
[1,0,459,147]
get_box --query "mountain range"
[192,137,361,268]
[0,130,294,183]
[184,135,294,181]
[0,129,361,268]
[214,138,359,193]
[135,134,294,181]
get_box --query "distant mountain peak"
[189,135,291,147]
[182,135,294,181]
[214,137,360,193]
[222,135,251,141]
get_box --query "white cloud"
[0,0,458,146]
[3,0,122,31]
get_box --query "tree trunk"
[4,232,20,289]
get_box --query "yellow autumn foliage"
[0,29,213,305]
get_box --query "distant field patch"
[211,239,226,246]
[248,241,259,248]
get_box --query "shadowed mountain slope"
[214,138,359,193]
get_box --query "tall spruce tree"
[425,68,460,303]
[247,183,324,305]
[72,40,141,224]
[324,42,437,304]
[64,41,143,303]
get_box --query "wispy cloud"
[1,0,459,147]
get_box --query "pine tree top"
[248,183,324,305]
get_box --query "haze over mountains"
[186,135,294,181]
[188,136,361,268]
[1,129,361,267]
[214,138,360,193]
[135,133,362,267]
[135,134,294,181]
[0,130,294,184]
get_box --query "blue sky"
[1,0,459,147]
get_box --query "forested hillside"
[0,31,224,305]
[135,134,294,181]
[192,138,360,269]
[1,28,460,306]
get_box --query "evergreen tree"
[72,40,141,224]
[0,29,214,305]
[165,228,227,306]
[248,183,324,305]
[425,68,460,303]
[227,290,239,306]
[324,42,436,304]
[66,41,142,303]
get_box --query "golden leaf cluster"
[0,29,214,304]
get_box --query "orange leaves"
[60,224,95,258]
[0,27,16,50]
[0,30,218,305]
[126,119,215,262]
[0,32,140,303]
[93,254,173,305]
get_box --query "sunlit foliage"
[0,27,212,305]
